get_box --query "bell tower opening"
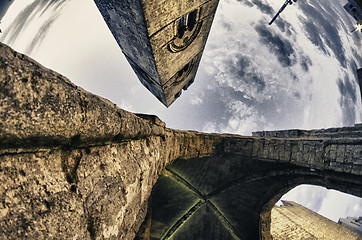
[169,8,202,53]
[177,9,198,38]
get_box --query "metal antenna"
[269,0,297,25]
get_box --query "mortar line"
[206,200,244,239]
[160,200,204,239]
[164,167,206,200]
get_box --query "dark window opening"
[169,8,202,53]
[183,77,195,90]
[177,69,183,77]
[177,9,198,39]
[175,91,182,99]
[177,63,191,78]
[187,10,197,31]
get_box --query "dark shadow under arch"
[136,154,362,240]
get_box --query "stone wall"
[1,42,361,239]
[271,201,361,239]
[0,42,224,239]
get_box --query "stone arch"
[136,154,362,240]
[258,171,362,240]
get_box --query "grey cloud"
[222,84,258,108]
[301,20,328,54]
[340,100,356,126]
[255,23,296,67]
[338,77,357,125]
[236,0,273,15]
[38,1,66,16]
[351,50,362,67]
[345,199,362,218]
[250,0,274,15]
[200,86,234,122]
[293,92,301,98]
[2,0,68,51]
[350,59,359,75]
[236,0,254,8]
[306,189,328,213]
[26,14,58,54]
[298,1,347,68]
[275,17,293,36]
[173,74,234,132]
[223,54,266,92]
[322,23,347,68]
[338,77,357,104]
[221,19,233,32]
[351,30,361,46]
[300,55,312,72]
[283,185,328,213]
[2,0,41,44]
[193,63,267,133]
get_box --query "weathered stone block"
[258,139,265,159]
[283,141,292,162]
[303,143,311,163]
[264,139,271,159]
[345,145,354,163]
[296,142,304,164]
[290,143,298,162]
[329,144,338,161]
[352,145,362,165]
[252,139,259,158]
[335,145,345,163]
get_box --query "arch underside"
[136,155,362,240]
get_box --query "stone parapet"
[253,124,362,138]
[0,42,165,152]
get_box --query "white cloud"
[318,189,362,222]
[190,96,203,105]
[219,101,264,135]
[278,185,329,212]
[278,185,362,222]
[202,121,218,133]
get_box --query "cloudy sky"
[1,0,361,223]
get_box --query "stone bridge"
[0,42,361,239]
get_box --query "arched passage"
[136,154,362,240]
[268,185,362,239]
[259,174,362,240]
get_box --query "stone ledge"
[0,43,165,150]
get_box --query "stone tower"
[0,43,361,239]
[93,0,219,107]
[271,201,361,239]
